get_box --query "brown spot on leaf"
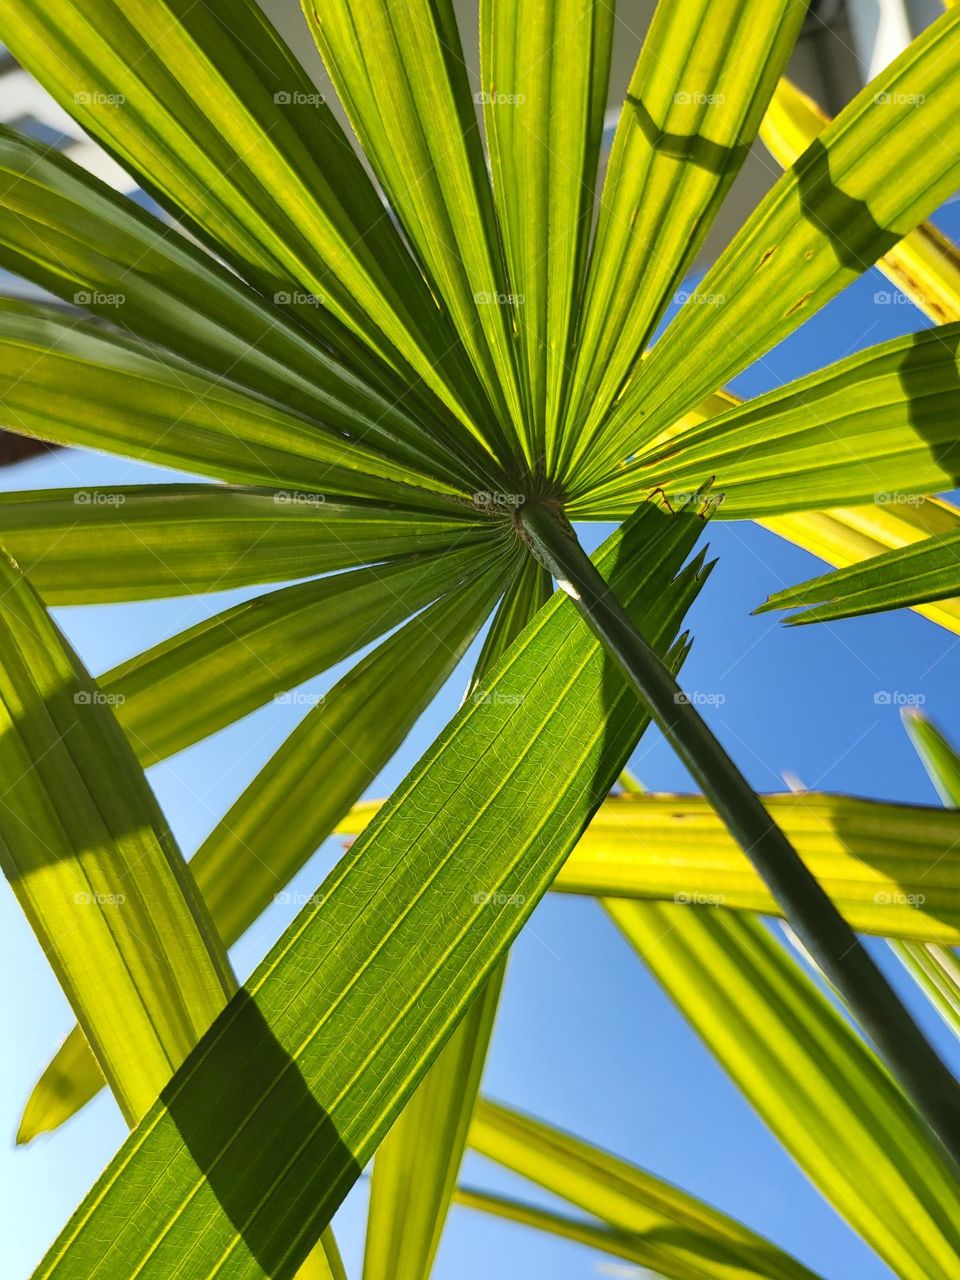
[785,291,814,317]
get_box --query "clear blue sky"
[3,202,960,1280]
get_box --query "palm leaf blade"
[608,902,960,1280]
[0,553,232,1125]
[361,556,551,1280]
[760,76,960,325]
[0,0,495,434]
[761,498,960,635]
[0,486,491,603]
[479,0,613,467]
[576,324,960,519]
[107,544,500,766]
[303,0,525,458]
[580,8,960,485]
[559,0,805,476]
[339,789,960,944]
[757,530,960,623]
[19,557,511,1141]
[0,126,489,489]
[31,500,708,1279]
[0,301,458,503]
[896,712,960,1040]
[470,1099,821,1280]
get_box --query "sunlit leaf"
[0,301,458,503]
[303,0,526,458]
[557,0,805,478]
[577,7,960,488]
[757,529,960,623]
[470,1099,821,1280]
[338,789,960,944]
[362,556,551,1280]
[0,485,492,603]
[761,76,960,325]
[0,553,346,1277]
[108,544,502,766]
[0,552,231,1126]
[0,0,500,438]
[574,323,960,519]
[895,711,960,1041]
[20,553,511,1141]
[760,498,960,635]
[0,125,491,489]
[608,902,960,1280]
[30,499,707,1280]
[480,0,613,467]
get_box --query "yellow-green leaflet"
[905,709,960,808]
[0,555,345,1278]
[757,530,960,624]
[363,974,505,1280]
[479,0,613,468]
[19,551,511,1143]
[470,1099,822,1280]
[575,5,960,490]
[30,498,707,1279]
[338,790,960,944]
[895,711,960,1041]
[361,556,551,1280]
[643,387,960,633]
[0,486,490,604]
[893,940,960,1042]
[453,1184,690,1273]
[105,545,501,766]
[0,551,233,1125]
[760,76,960,326]
[577,323,960,520]
[608,902,960,1280]
[0,125,489,490]
[303,0,524,461]
[0,301,449,504]
[557,0,805,479]
[0,0,499,440]
[760,499,960,636]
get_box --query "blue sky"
[3,202,960,1280]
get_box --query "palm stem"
[520,499,960,1165]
